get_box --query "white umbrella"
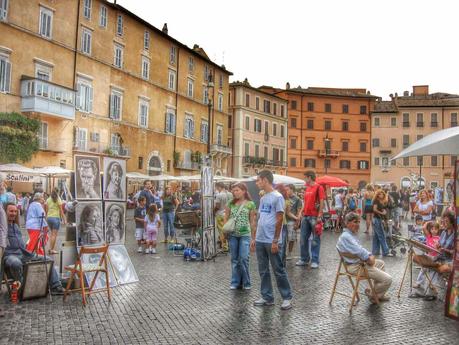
[148,174,177,181]
[126,172,153,180]
[249,174,304,186]
[34,166,72,177]
[392,126,459,159]
[0,163,38,175]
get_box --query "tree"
[0,112,40,163]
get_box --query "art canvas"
[103,157,126,201]
[108,245,138,285]
[21,260,53,300]
[444,178,454,204]
[104,202,126,245]
[76,201,104,247]
[81,252,118,289]
[75,155,102,200]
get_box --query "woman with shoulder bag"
[224,183,257,290]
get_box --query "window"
[99,5,107,27]
[431,113,438,127]
[417,134,423,141]
[290,137,297,149]
[374,157,380,166]
[307,119,314,129]
[216,125,223,145]
[342,141,349,152]
[281,105,285,117]
[245,94,250,107]
[291,100,297,110]
[416,113,424,127]
[273,123,277,136]
[359,142,367,152]
[245,116,250,130]
[200,121,209,143]
[219,74,223,89]
[417,156,423,166]
[141,56,150,80]
[403,157,409,166]
[280,125,285,138]
[358,160,369,169]
[324,159,331,169]
[111,133,121,153]
[431,155,437,167]
[264,146,268,159]
[168,69,176,90]
[228,115,232,129]
[116,14,123,36]
[81,28,92,55]
[188,56,194,73]
[307,102,314,111]
[256,97,260,110]
[391,117,397,127]
[372,138,380,147]
[0,0,8,21]
[170,46,177,65]
[360,105,367,114]
[263,100,271,113]
[39,6,53,38]
[391,138,397,148]
[76,78,93,113]
[403,113,410,127]
[360,122,367,132]
[38,122,48,149]
[254,119,262,132]
[244,143,250,156]
[184,115,194,138]
[76,127,87,151]
[0,55,11,93]
[325,103,332,112]
[187,78,194,98]
[138,98,149,128]
[342,104,349,113]
[339,160,351,169]
[114,44,123,68]
[403,135,410,148]
[204,65,210,82]
[382,157,390,168]
[36,63,52,80]
[203,86,209,105]
[264,121,269,135]
[342,121,349,131]
[451,155,458,165]
[272,148,280,162]
[83,0,92,19]
[138,157,143,170]
[324,120,331,130]
[273,103,277,115]
[306,139,314,150]
[218,93,223,112]
[451,113,458,127]
[304,159,316,168]
[143,30,150,50]
[109,89,122,120]
[165,109,176,134]
[290,157,296,167]
[291,117,297,128]
[374,117,380,127]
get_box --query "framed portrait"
[108,245,138,285]
[103,157,126,201]
[81,252,118,289]
[75,155,101,200]
[201,167,213,197]
[104,202,126,245]
[444,178,454,204]
[21,259,54,300]
[76,201,104,247]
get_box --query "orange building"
[263,85,378,188]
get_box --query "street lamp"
[324,133,331,175]
[207,72,214,155]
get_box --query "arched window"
[148,155,161,176]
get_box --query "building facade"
[0,0,232,176]
[229,80,288,178]
[262,85,377,188]
[371,85,459,189]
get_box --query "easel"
[396,237,441,298]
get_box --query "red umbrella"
[315,175,349,187]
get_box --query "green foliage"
[0,112,40,163]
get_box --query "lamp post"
[324,133,331,175]
[207,72,214,156]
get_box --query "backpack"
[348,197,356,210]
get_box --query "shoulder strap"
[233,202,246,219]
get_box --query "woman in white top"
[413,189,434,222]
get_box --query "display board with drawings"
[103,157,127,201]
[108,245,138,285]
[74,155,102,200]
[75,201,104,247]
[201,166,216,260]
[20,260,54,300]
[104,202,126,245]
[444,178,454,204]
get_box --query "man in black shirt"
[388,185,401,230]
[139,180,154,208]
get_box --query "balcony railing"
[73,142,131,157]
[402,122,410,128]
[431,121,438,128]
[38,137,66,153]
[20,76,75,120]
[174,161,200,171]
[416,121,424,128]
[210,144,232,155]
[243,156,267,165]
[266,159,287,167]
[317,150,339,158]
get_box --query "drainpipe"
[441,106,445,180]
[173,47,180,171]
[72,0,80,89]
[300,94,303,174]
[230,87,236,177]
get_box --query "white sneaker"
[281,299,292,310]
[151,248,157,254]
[310,262,319,269]
[295,260,307,266]
[253,298,274,306]
[137,246,143,253]
[145,248,150,254]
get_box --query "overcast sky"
[117,0,459,99]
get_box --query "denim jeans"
[255,242,292,302]
[372,217,389,256]
[300,216,320,264]
[229,235,251,288]
[279,225,288,265]
[162,211,175,238]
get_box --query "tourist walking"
[162,186,178,243]
[252,170,293,310]
[363,184,375,234]
[25,193,48,255]
[45,189,66,255]
[372,189,393,257]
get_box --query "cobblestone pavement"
[1,216,459,345]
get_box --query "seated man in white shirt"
[336,212,392,302]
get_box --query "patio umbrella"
[0,163,37,175]
[249,174,305,186]
[316,175,349,187]
[34,166,72,177]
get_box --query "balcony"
[266,159,287,167]
[379,148,392,155]
[210,144,232,155]
[243,156,267,165]
[73,142,131,157]
[174,161,200,171]
[38,137,66,153]
[20,76,75,120]
[317,150,339,158]
[416,121,424,128]
[402,122,410,128]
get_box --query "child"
[144,204,161,254]
[409,215,424,241]
[134,196,147,253]
[423,222,440,257]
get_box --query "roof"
[229,80,288,102]
[373,92,459,112]
[103,1,232,75]
[373,101,397,113]
[279,87,379,99]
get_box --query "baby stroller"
[322,211,334,231]
[384,218,407,255]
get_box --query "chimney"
[394,92,398,98]
[413,85,429,96]
[286,82,290,90]
[403,91,409,96]
[162,23,168,34]
[389,93,394,99]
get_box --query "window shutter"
[165,112,170,132]
[172,113,176,134]
[109,94,114,118]
[4,60,11,92]
[191,119,195,138]
[76,83,81,109]
[88,86,93,112]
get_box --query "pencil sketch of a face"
[108,245,138,285]
[105,203,125,245]
[75,156,101,199]
[77,202,103,246]
[103,158,126,201]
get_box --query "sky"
[116,0,459,100]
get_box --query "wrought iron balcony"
[20,76,75,120]
[210,144,232,155]
[243,156,267,165]
[317,150,339,158]
[73,142,131,157]
[174,161,200,171]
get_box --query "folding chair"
[329,250,379,313]
[63,244,111,306]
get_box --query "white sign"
[0,173,41,183]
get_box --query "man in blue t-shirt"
[251,170,293,310]
[138,180,154,208]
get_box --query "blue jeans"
[300,216,321,264]
[47,217,61,231]
[255,242,292,302]
[229,235,251,288]
[372,217,389,256]
[278,225,288,265]
[162,211,175,238]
